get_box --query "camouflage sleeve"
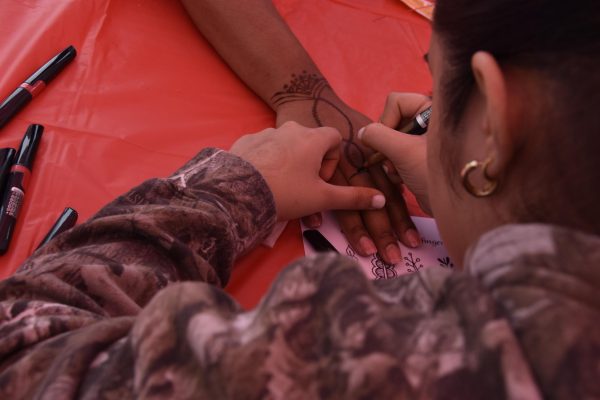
[0,148,545,399]
[0,148,277,398]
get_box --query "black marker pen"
[0,124,43,254]
[0,46,77,129]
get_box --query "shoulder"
[465,223,600,398]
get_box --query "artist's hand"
[275,89,420,265]
[359,92,431,214]
[230,122,386,221]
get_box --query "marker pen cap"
[14,124,43,169]
[26,45,77,85]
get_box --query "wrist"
[274,87,351,130]
[271,71,341,114]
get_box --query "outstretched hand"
[274,80,421,264]
[230,122,386,222]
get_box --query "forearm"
[180,0,331,110]
[0,148,276,396]
[5,149,276,315]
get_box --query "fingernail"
[406,229,421,248]
[371,194,386,209]
[358,236,377,255]
[382,164,389,174]
[357,126,366,141]
[386,244,402,265]
[307,214,321,228]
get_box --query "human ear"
[470,51,513,179]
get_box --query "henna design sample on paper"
[371,252,397,280]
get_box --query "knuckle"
[281,120,300,129]
[365,122,384,137]
[237,133,254,143]
[306,126,321,135]
[362,123,375,138]
[349,190,366,206]
[386,91,400,103]
[390,211,416,231]
[314,126,338,137]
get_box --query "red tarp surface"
[0,0,431,308]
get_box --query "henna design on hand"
[272,71,366,169]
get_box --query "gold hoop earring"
[460,157,498,197]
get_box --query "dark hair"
[433,0,600,233]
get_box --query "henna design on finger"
[346,245,359,261]
[272,71,366,169]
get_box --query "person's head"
[426,0,600,265]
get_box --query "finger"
[301,213,322,228]
[358,206,403,265]
[335,209,377,257]
[367,165,421,248]
[379,92,431,128]
[382,160,403,185]
[358,122,423,166]
[335,147,408,264]
[333,153,401,264]
[320,145,340,181]
[310,126,343,152]
[359,166,413,262]
[306,127,344,181]
[330,170,377,257]
[319,181,385,211]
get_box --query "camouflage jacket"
[0,149,598,399]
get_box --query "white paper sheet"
[262,221,288,248]
[301,212,455,279]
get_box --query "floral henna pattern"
[272,71,366,169]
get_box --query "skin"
[230,122,386,221]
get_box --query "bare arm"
[180,0,322,109]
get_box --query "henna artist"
[1,0,599,399]
[178,0,420,265]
